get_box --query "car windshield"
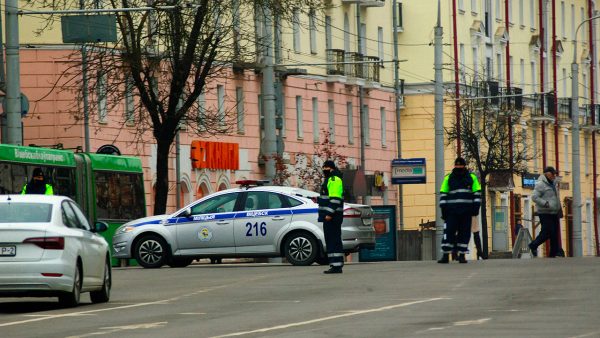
[0,202,53,223]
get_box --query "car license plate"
[0,245,16,256]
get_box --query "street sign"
[391,158,426,184]
[61,15,117,43]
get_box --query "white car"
[0,195,111,307]
[113,181,375,268]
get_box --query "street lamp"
[570,14,600,257]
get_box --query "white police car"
[112,181,375,268]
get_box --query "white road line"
[418,317,491,334]
[179,312,207,315]
[568,331,600,338]
[247,300,301,303]
[210,297,449,338]
[65,321,168,338]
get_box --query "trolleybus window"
[95,171,144,220]
[0,162,76,197]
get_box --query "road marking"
[247,300,301,303]
[417,317,491,334]
[451,272,476,291]
[210,297,448,338]
[65,321,168,338]
[179,312,207,315]
[568,331,600,338]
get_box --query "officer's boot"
[473,232,487,260]
[437,253,449,264]
[458,253,467,264]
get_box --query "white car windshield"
[0,202,53,223]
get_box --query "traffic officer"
[318,160,345,274]
[438,157,481,263]
[21,168,54,195]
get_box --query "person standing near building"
[529,166,561,257]
[438,157,481,264]
[21,168,54,195]
[318,160,344,274]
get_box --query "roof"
[0,194,71,204]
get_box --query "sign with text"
[522,173,539,189]
[391,158,426,184]
[190,141,239,170]
[359,205,397,262]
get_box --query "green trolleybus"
[0,144,146,266]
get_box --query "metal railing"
[365,56,380,82]
[326,49,346,76]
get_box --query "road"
[1,257,599,338]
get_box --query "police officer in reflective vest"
[438,157,481,264]
[318,160,345,274]
[21,168,54,195]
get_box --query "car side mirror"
[94,221,109,233]
[181,208,192,218]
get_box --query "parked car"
[113,181,375,268]
[0,195,112,307]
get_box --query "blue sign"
[359,205,397,262]
[522,173,539,189]
[391,158,426,184]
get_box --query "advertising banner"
[359,205,397,261]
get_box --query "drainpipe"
[588,0,599,256]
[540,0,547,168]
[356,4,368,204]
[452,0,461,154]
[506,0,516,245]
[552,0,559,173]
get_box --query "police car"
[112,180,375,268]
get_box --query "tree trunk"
[154,139,171,215]
[480,177,489,255]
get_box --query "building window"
[362,105,370,146]
[360,23,366,55]
[531,61,537,93]
[125,77,134,124]
[309,9,317,54]
[560,1,565,38]
[347,102,354,145]
[581,7,586,42]
[584,134,589,176]
[458,0,464,13]
[236,86,244,134]
[520,58,525,88]
[378,27,384,64]
[509,56,513,84]
[380,107,386,147]
[519,0,524,27]
[217,84,225,127]
[328,100,335,143]
[344,14,350,51]
[312,97,319,143]
[97,72,107,123]
[564,131,569,172]
[296,96,303,139]
[495,0,501,20]
[583,72,588,102]
[293,8,300,53]
[473,47,479,78]
[562,68,567,97]
[522,126,528,171]
[571,5,575,40]
[530,0,535,29]
[471,0,477,14]
[496,53,503,82]
[459,43,466,83]
[325,15,332,51]
[396,2,403,31]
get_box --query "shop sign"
[190,141,239,170]
[522,173,539,189]
[391,158,426,184]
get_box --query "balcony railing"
[498,86,523,112]
[365,56,380,82]
[557,98,572,123]
[326,49,345,76]
[530,94,556,121]
[345,52,365,78]
[583,104,600,127]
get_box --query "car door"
[234,191,292,253]
[68,201,106,283]
[175,192,239,255]
[61,201,99,286]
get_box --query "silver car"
[112,181,375,268]
[0,195,112,307]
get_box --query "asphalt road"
[1,257,599,338]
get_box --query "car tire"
[283,232,318,266]
[168,258,193,268]
[134,234,170,268]
[90,259,111,303]
[59,262,82,307]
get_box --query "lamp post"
[434,0,444,260]
[571,14,600,257]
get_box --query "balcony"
[530,94,556,124]
[364,56,381,89]
[498,86,524,114]
[326,49,347,83]
[345,52,366,86]
[557,98,572,126]
[582,104,600,132]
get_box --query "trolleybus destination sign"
[391,158,426,184]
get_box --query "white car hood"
[124,214,170,227]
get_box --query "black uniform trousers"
[324,214,344,267]
[441,212,472,254]
[530,213,560,257]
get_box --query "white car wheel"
[135,235,169,268]
[90,259,111,303]
[59,262,81,307]
[284,232,318,266]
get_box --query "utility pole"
[262,4,277,180]
[5,0,22,145]
[392,0,404,231]
[81,0,90,152]
[434,0,445,260]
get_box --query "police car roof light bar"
[235,180,270,188]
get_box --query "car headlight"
[118,226,135,233]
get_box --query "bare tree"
[295,129,348,192]
[27,0,325,214]
[445,77,536,255]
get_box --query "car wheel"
[135,234,169,268]
[283,232,318,266]
[59,262,82,307]
[168,258,193,268]
[90,259,111,303]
